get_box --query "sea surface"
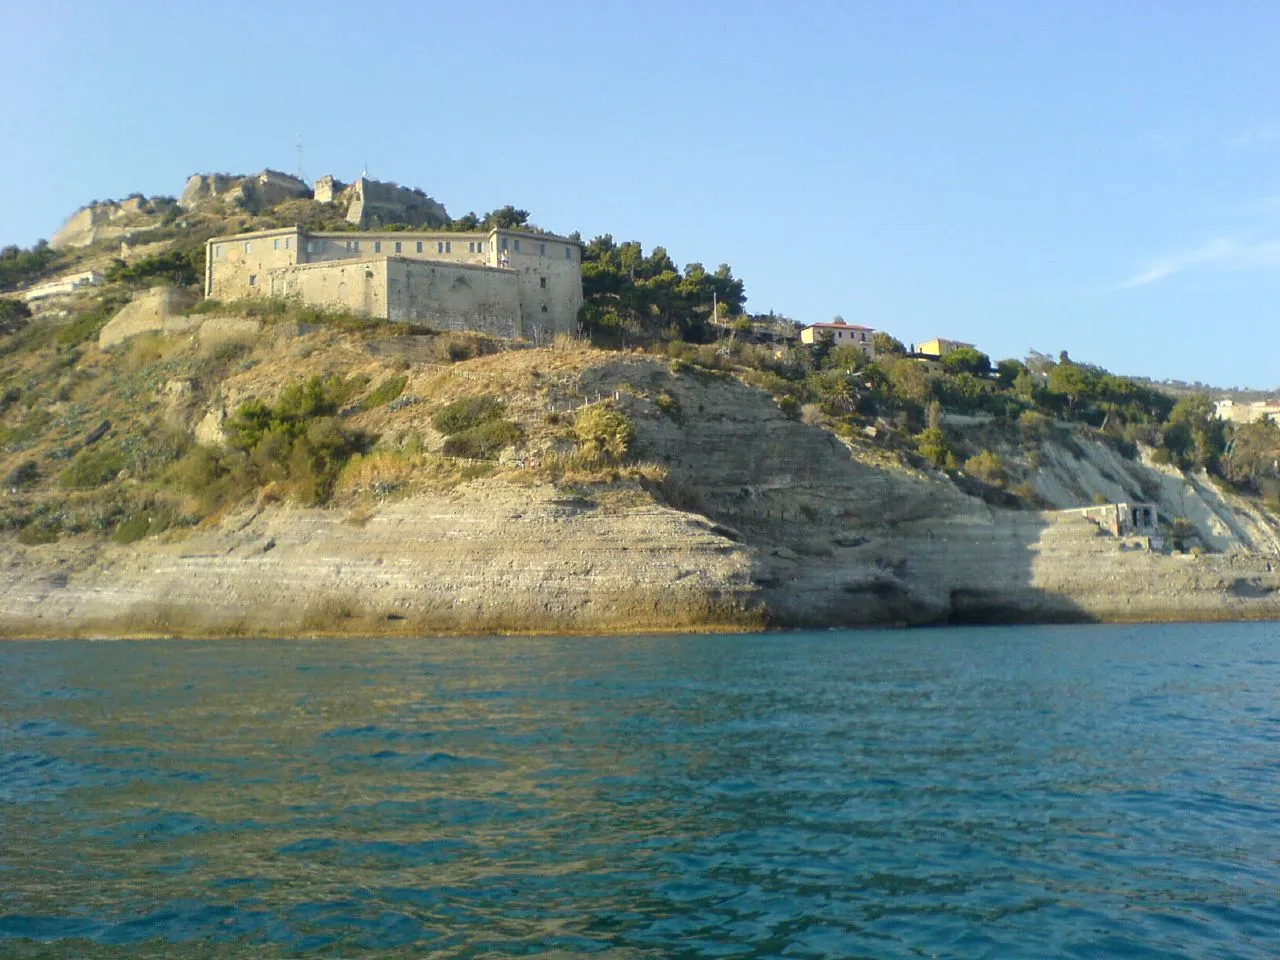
[2,623,1279,958]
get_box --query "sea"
[2,623,1279,958]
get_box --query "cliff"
[3,322,1279,638]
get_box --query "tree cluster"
[578,235,746,343]
[0,242,60,293]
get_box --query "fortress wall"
[206,228,302,299]
[388,259,522,337]
[270,258,389,318]
[346,177,449,228]
[493,232,583,337]
[206,227,582,339]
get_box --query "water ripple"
[1,624,1279,957]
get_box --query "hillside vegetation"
[4,175,1280,554]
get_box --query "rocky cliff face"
[178,170,310,213]
[50,197,155,250]
[4,344,1278,638]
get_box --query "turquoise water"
[2,624,1279,958]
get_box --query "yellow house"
[800,320,876,354]
[916,337,973,358]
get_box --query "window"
[248,274,258,287]
[539,242,546,256]
[394,241,401,253]
[565,246,571,259]
[374,241,381,253]
[244,241,252,254]
[468,241,475,253]
[477,242,484,253]
[416,241,423,253]
[346,240,353,252]
[445,241,452,253]
[437,241,444,253]
[541,305,548,313]
[539,276,547,288]
[501,237,509,251]
[353,240,361,253]
[273,238,280,250]
[285,237,291,250]
[213,244,224,260]
[513,239,520,252]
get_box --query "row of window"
[217,236,575,261]
[497,238,572,260]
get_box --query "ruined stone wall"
[269,258,388,318]
[342,177,449,228]
[387,259,522,337]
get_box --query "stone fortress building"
[204,224,583,340]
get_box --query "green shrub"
[111,506,177,544]
[0,297,32,335]
[17,522,59,545]
[655,390,683,423]
[573,405,634,461]
[432,396,505,435]
[210,339,252,363]
[916,427,953,469]
[56,291,130,348]
[441,419,524,459]
[363,375,407,410]
[187,298,225,315]
[60,448,124,489]
[105,250,199,287]
[4,459,39,488]
[778,395,800,419]
[187,376,371,507]
[964,449,1005,486]
[226,375,359,451]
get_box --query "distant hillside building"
[21,270,103,303]
[1214,398,1280,425]
[916,338,974,358]
[204,226,582,340]
[800,320,876,355]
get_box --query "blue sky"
[2,1,1278,387]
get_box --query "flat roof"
[808,322,874,331]
[207,225,581,247]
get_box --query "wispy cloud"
[1117,229,1280,290]
[1232,126,1280,148]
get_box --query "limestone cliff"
[50,197,157,250]
[3,336,1279,639]
[178,170,310,213]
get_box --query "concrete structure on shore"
[1061,502,1159,539]
[204,226,582,340]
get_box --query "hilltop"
[4,170,1280,636]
